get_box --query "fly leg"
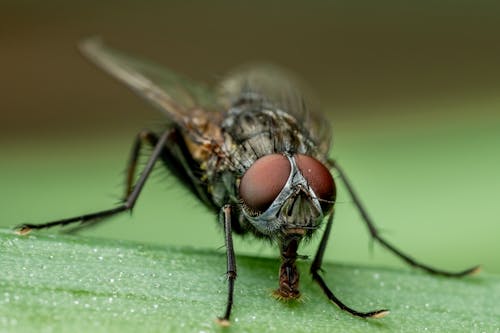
[123,129,161,199]
[311,213,389,318]
[15,129,172,235]
[216,204,237,326]
[332,160,480,277]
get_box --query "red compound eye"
[239,154,291,213]
[295,154,336,213]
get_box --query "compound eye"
[295,154,336,214]
[239,154,291,214]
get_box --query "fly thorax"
[221,105,315,174]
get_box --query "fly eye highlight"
[239,154,291,214]
[295,154,336,214]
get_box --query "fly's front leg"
[332,160,480,277]
[216,204,237,326]
[15,129,172,235]
[311,213,389,318]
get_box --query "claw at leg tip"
[215,317,231,327]
[469,265,482,276]
[15,226,32,236]
[370,310,390,319]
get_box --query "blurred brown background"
[2,0,499,139]
[1,1,499,272]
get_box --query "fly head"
[239,153,336,240]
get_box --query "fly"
[16,38,480,325]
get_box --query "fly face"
[239,153,335,239]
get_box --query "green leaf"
[0,229,498,333]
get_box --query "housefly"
[16,38,479,325]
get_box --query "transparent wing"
[79,37,219,129]
[217,64,333,154]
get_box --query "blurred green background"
[1,0,499,274]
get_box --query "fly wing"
[217,64,333,155]
[79,38,219,131]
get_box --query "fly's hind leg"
[123,129,161,199]
[331,160,480,277]
[15,129,172,235]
